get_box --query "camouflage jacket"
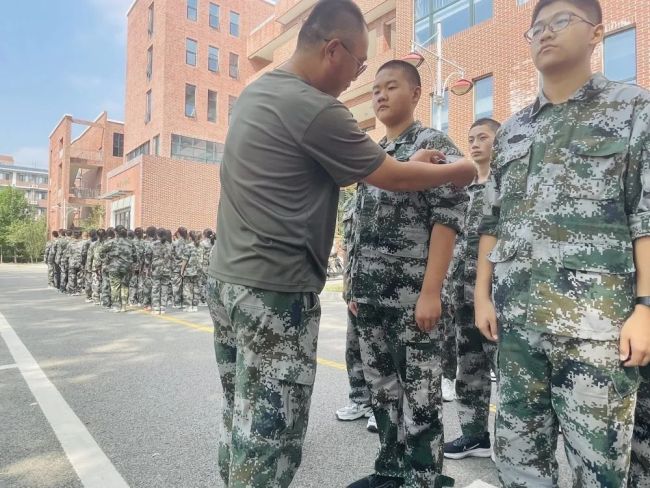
[142,239,155,271]
[172,238,188,271]
[131,238,145,272]
[100,237,137,275]
[349,121,468,307]
[92,240,105,271]
[85,240,97,272]
[182,243,201,277]
[55,237,70,266]
[150,241,173,277]
[479,73,650,340]
[44,240,54,264]
[341,193,357,303]
[81,239,91,268]
[67,240,84,269]
[199,238,213,271]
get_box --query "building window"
[208,90,218,122]
[37,175,48,184]
[604,28,636,84]
[208,45,219,72]
[230,11,240,37]
[209,3,220,29]
[0,172,10,180]
[229,52,239,79]
[145,90,152,123]
[114,208,131,229]
[126,141,150,161]
[474,75,493,120]
[228,96,237,124]
[146,46,153,81]
[147,3,154,36]
[18,173,29,182]
[414,0,493,43]
[185,84,196,117]
[171,134,224,163]
[153,135,160,156]
[187,0,197,21]
[186,38,197,66]
[384,19,396,50]
[112,133,124,157]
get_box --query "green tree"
[80,204,105,232]
[6,217,47,263]
[0,187,32,262]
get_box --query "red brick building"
[48,0,645,232]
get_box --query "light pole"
[402,22,474,131]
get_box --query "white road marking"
[0,363,18,370]
[0,312,129,488]
[464,481,498,488]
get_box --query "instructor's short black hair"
[297,0,367,47]
[376,60,421,88]
[532,0,602,26]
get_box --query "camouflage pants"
[101,273,112,307]
[53,264,61,289]
[455,302,497,437]
[440,275,459,380]
[496,325,639,488]
[109,272,130,309]
[59,264,68,292]
[207,278,319,488]
[356,303,453,488]
[151,275,170,311]
[199,270,208,304]
[67,267,82,294]
[141,272,153,307]
[84,269,93,299]
[171,271,183,307]
[631,373,650,486]
[92,269,102,302]
[182,275,199,308]
[47,264,55,286]
[345,308,371,405]
[129,271,140,305]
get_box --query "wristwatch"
[636,297,650,308]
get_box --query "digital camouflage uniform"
[55,236,70,292]
[454,181,498,438]
[199,238,213,304]
[440,244,461,381]
[171,237,188,307]
[84,240,96,300]
[207,277,320,488]
[342,193,371,407]
[631,368,650,486]
[149,240,172,311]
[100,239,113,308]
[66,239,84,294]
[478,74,650,488]
[100,237,137,311]
[349,122,467,487]
[141,239,155,307]
[182,243,201,309]
[44,239,55,286]
[92,239,105,304]
[129,238,144,305]
[80,238,91,294]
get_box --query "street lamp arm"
[411,41,466,74]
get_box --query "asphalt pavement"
[0,264,571,487]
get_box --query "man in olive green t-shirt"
[206,1,476,487]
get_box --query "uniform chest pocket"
[497,141,531,199]
[565,138,628,200]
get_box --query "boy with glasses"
[475,0,650,486]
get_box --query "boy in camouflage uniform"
[444,118,500,460]
[84,230,97,302]
[475,1,650,486]
[347,60,467,488]
[198,229,214,305]
[66,230,84,295]
[149,228,172,314]
[128,228,144,306]
[141,226,157,310]
[100,226,137,313]
[181,232,201,312]
[91,229,106,305]
[99,228,115,309]
[55,229,71,293]
[335,193,374,427]
[44,231,59,287]
[171,228,188,308]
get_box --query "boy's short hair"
[377,60,422,88]
[532,0,603,26]
[471,118,501,133]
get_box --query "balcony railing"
[70,187,101,199]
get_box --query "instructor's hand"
[410,149,446,164]
[475,296,498,342]
[415,293,441,333]
[348,301,359,317]
[620,306,650,367]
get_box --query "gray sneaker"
[367,413,378,433]
[336,402,372,421]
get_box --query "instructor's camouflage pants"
[455,302,497,437]
[207,278,320,488]
[496,325,639,488]
[357,303,453,488]
[345,308,371,406]
[631,371,650,486]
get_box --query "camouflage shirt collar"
[378,121,423,149]
[530,72,609,119]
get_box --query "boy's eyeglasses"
[524,11,596,43]
[324,38,368,77]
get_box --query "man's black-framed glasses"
[524,11,597,43]
[324,38,368,77]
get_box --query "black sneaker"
[346,474,404,488]
[443,432,491,460]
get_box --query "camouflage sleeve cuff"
[629,211,650,240]
[478,215,499,237]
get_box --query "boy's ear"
[413,85,422,105]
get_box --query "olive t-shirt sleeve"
[301,102,386,187]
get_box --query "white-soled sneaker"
[442,377,456,402]
[366,413,378,433]
[336,402,372,421]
